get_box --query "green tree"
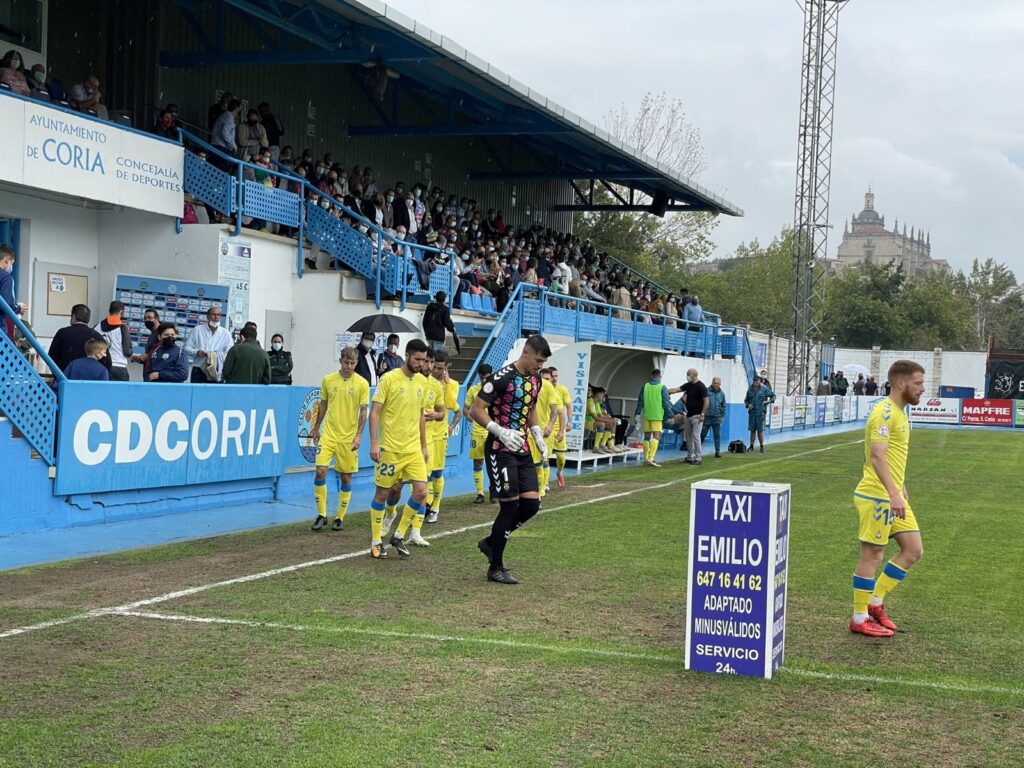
[823,263,910,348]
[902,271,978,350]
[966,258,1023,346]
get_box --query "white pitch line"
[1,437,863,639]
[117,610,677,663]
[780,667,1024,698]
[117,611,1024,698]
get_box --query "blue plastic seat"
[481,295,495,313]
[470,293,483,311]
[459,292,472,310]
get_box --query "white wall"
[835,346,986,396]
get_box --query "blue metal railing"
[0,296,66,465]
[179,129,456,311]
[740,328,758,384]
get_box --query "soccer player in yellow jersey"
[310,347,369,532]
[528,369,563,498]
[368,338,430,559]
[548,367,572,489]
[423,350,461,526]
[850,359,926,638]
[401,348,444,546]
[463,364,494,504]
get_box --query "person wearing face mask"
[63,339,110,382]
[153,109,178,140]
[185,307,233,383]
[131,308,162,378]
[354,332,380,386]
[147,324,189,382]
[94,301,134,381]
[69,74,102,112]
[382,190,396,229]
[1,50,30,95]
[236,109,268,161]
[0,244,27,340]
[377,334,404,377]
[412,186,426,230]
[28,63,51,101]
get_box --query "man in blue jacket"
[0,245,27,340]
[744,377,776,453]
[701,377,727,458]
[147,324,189,382]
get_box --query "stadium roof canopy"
[162,0,743,217]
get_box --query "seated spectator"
[69,74,102,112]
[0,50,30,95]
[236,108,268,160]
[153,109,178,140]
[64,338,110,381]
[27,63,51,101]
[148,324,189,382]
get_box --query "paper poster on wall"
[46,272,87,316]
[218,237,252,333]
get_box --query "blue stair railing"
[0,296,66,465]
[179,129,456,313]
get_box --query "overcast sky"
[384,0,1023,278]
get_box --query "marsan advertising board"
[908,398,961,425]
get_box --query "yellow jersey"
[536,378,560,430]
[465,382,487,438]
[373,368,427,454]
[554,383,571,432]
[856,398,910,499]
[443,377,461,435]
[424,375,447,441]
[319,371,369,441]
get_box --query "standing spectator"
[422,292,455,353]
[147,324,189,382]
[834,370,849,396]
[676,368,709,465]
[268,333,293,384]
[131,307,161,379]
[1,50,30,95]
[257,102,285,162]
[236,108,268,161]
[816,378,833,396]
[152,110,178,140]
[64,338,110,381]
[68,74,102,112]
[208,91,234,129]
[853,373,866,396]
[382,190,396,229]
[221,325,271,384]
[0,244,27,340]
[184,306,233,383]
[614,282,632,320]
[684,294,705,330]
[745,377,776,454]
[354,331,379,386]
[47,304,107,372]
[377,333,404,376]
[702,376,727,458]
[211,99,241,169]
[94,301,133,381]
[865,376,879,396]
[883,380,892,396]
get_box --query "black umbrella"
[347,314,421,334]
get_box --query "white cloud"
[383,0,1024,277]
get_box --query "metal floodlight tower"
[788,0,847,394]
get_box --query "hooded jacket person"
[95,301,134,380]
[422,292,456,351]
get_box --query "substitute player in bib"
[368,339,430,559]
[634,369,673,467]
[463,364,494,504]
[472,334,552,585]
[548,367,572,489]
[310,347,369,532]
[850,360,926,638]
[528,368,563,498]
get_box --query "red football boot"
[868,603,897,632]
[849,617,894,637]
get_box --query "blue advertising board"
[686,480,791,679]
[56,381,291,495]
[815,399,827,427]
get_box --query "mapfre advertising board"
[0,92,183,217]
[961,398,1013,427]
[909,398,960,424]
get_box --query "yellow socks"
[642,439,651,461]
[396,500,423,538]
[432,476,445,514]
[873,561,908,602]
[556,452,566,474]
[314,478,327,517]
[473,468,484,495]
[650,437,660,459]
[370,500,386,544]
[852,574,875,620]
[336,482,352,521]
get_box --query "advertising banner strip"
[961,398,1013,427]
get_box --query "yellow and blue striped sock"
[398,499,424,537]
[313,477,327,517]
[872,560,908,604]
[370,500,386,545]
[853,574,875,621]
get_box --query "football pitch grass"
[1,430,1022,767]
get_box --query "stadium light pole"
[788,0,849,395]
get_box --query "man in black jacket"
[47,304,108,373]
[354,331,379,386]
[423,292,455,353]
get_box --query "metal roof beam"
[552,204,716,213]
[347,123,573,137]
[158,47,426,67]
[467,171,660,181]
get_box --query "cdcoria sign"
[56,383,291,494]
